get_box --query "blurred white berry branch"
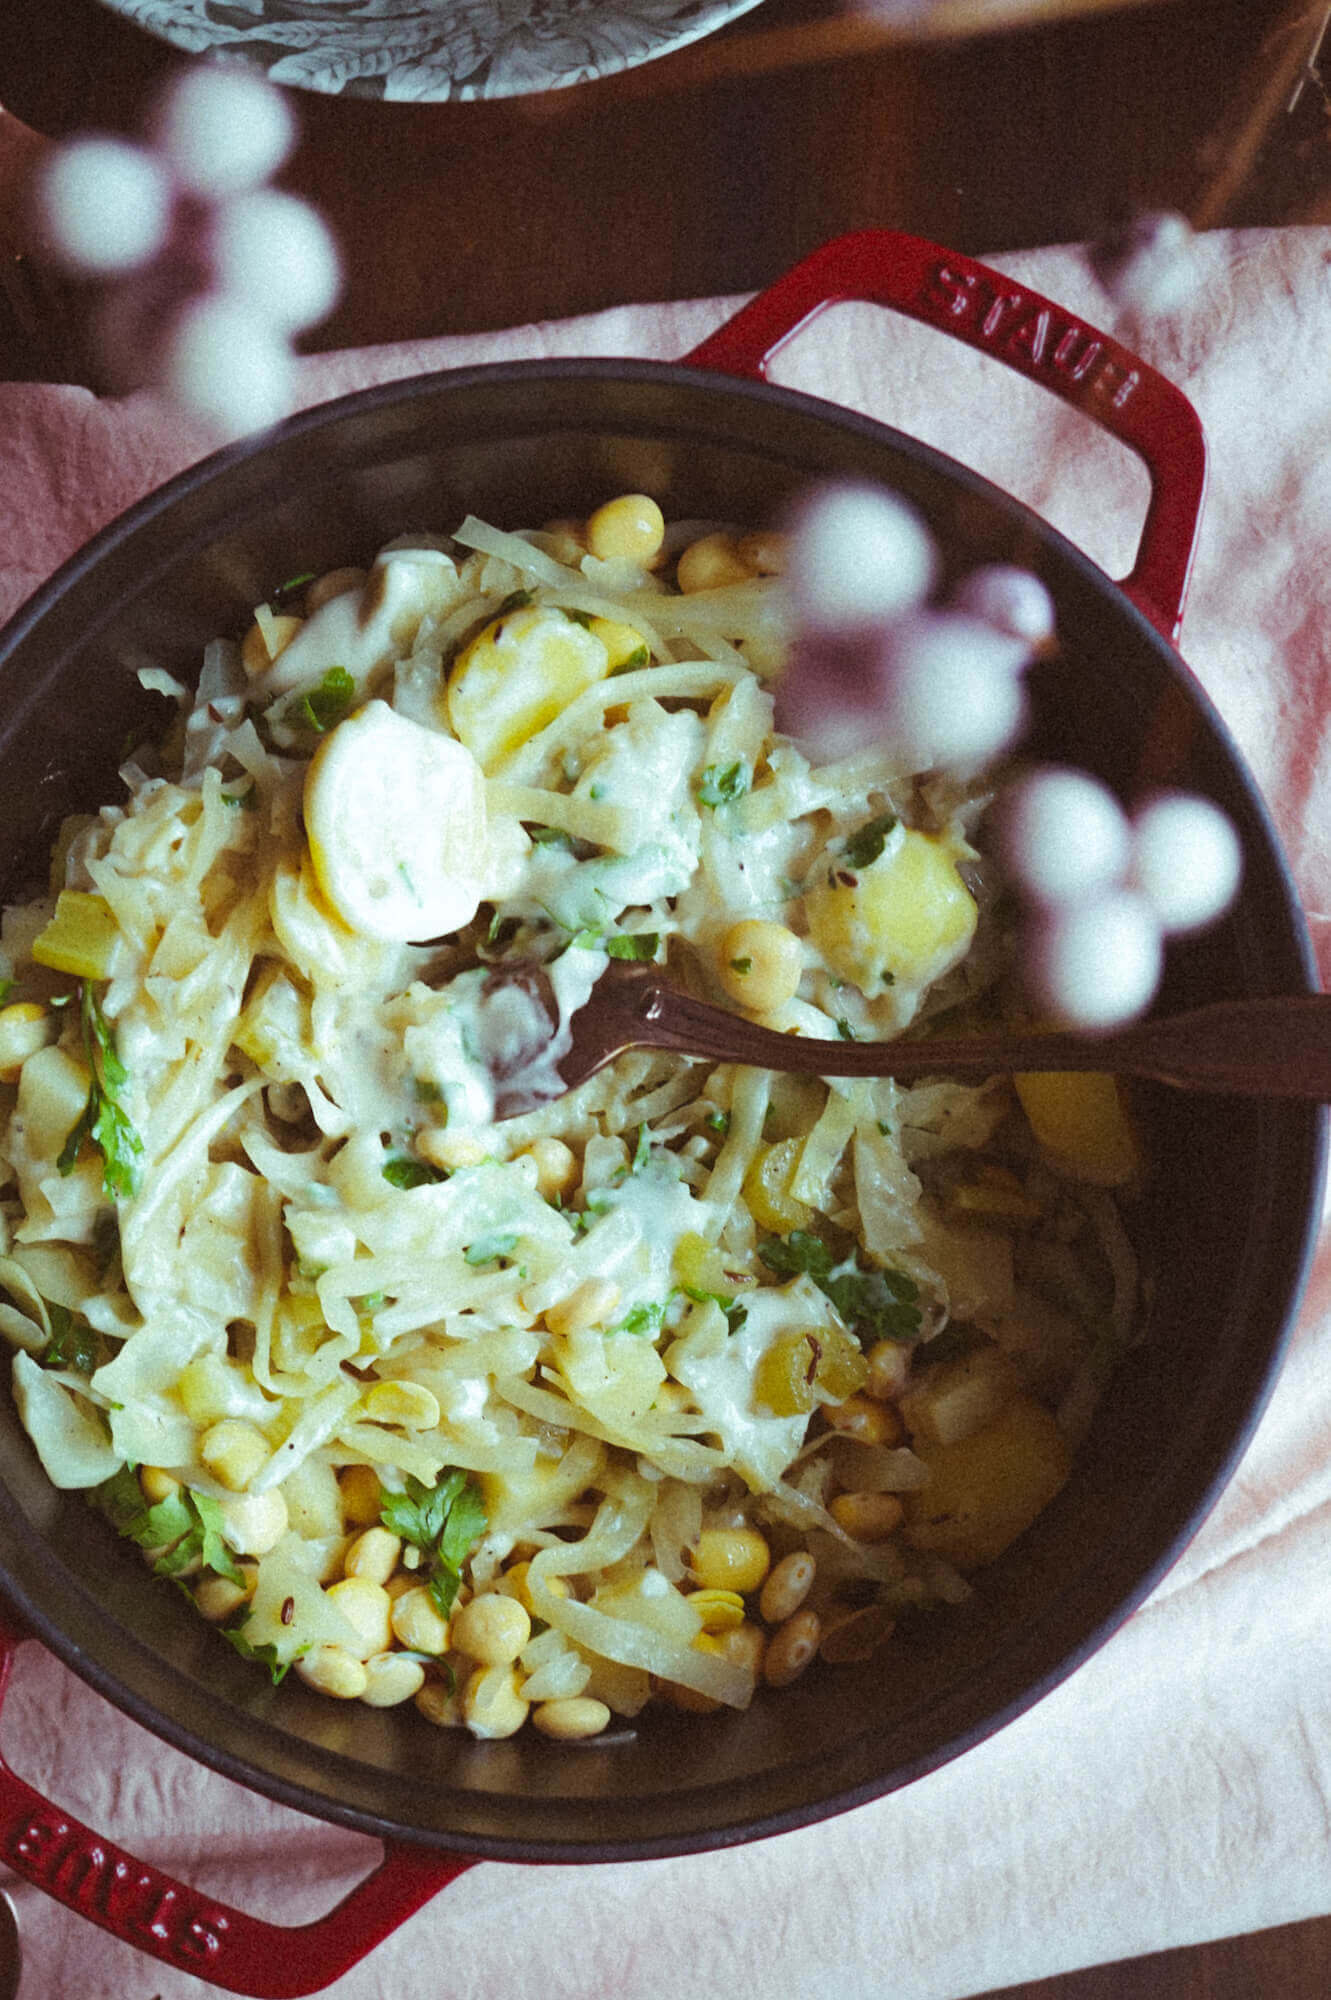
[30,67,340,440]
[776,481,1241,1030]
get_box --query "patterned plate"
[96,0,767,100]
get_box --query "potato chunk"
[807,828,977,997]
[1013,1069,1142,1186]
[447,603,613,771]
[902,1391,1072,1570]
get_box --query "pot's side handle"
[0,1611,476,1997]
[681,230,1207,643]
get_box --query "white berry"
[161,295,295,439]
[1095,211,1198,318]
[998,766,1131,908]
[874,611,1029,770]
[1026,892,1163,1029]
[952,565,1056,646]
[34,137,172,275]
[786,481,936,636]
[1130,792,1241,934]
[209,190,342,331]
[772,642,880,764]
[150,68,295,197]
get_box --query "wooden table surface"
[2,0,1331,356]
[2,1,1331,1994]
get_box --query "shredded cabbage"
[0,505,1138,1739]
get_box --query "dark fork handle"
[607,978,1331,1099]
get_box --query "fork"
[498,963,1331,1116]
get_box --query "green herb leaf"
[606,933,660,962]
[705,1110,730,1136]
[58,984,143,1200]
[271,569,316,607]
[567,927,605,951]
[92,1468,246,1586]
[821,1266,920,1345]
[757,1231,921,1345]
[835,1017,857,1042]
[697,761,749,809]
[614,1299,669,1336]
[463,1233,518,1266]
[528,824,576,851]
[842,813,898,871]
[680,1284,748,1334]
[380,1470,487,1618]
[757,1229,835,1283]
[220,1627,302,1684]
[296,666,356,734]
[39,1304,106,1376]
[494,589,534,617]
[631,1123,652,1174]
[382,1155,447,1190]
[729,956,752,976]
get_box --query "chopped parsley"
[758,1229,921,1345]
[270,569,316,608]
[93,1466,246,1586]
[220,1628,302,1684]
[680,1284,748,1334]
[463,1233,519,1267]
[835,1017,857,1042]
[38,1303,107,1376]
[729,956,753,976]
[295,666,356,734]
[606,932,660,962]
[57,982,143,1200]
[841,813,898,871]
[382,1155,447,1190]
[380,1469,487,1619]
[614,1299,669,1337]
[697,761,749,809]
[705,1110,730,1136]
[528,824,576,851]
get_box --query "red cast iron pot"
[0,233,1322,1994]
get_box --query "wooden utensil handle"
[681,229,1207,642]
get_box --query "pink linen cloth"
[1,226,1331,2000]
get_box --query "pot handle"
[680,230,1206,642]
[0,1608,478,1996]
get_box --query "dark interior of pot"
[0,362,1321,1861]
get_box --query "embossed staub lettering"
[4,1809,229,1961]
[921,262,1139,410]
